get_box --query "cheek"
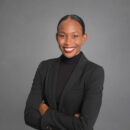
[75,39,83,46]
[58,39,65,46]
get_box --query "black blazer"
[24,51,105,130]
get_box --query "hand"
[74,113,80,118]
[38,103,49,116]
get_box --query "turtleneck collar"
[60,51,82,64]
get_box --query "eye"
[73,35,78,38]
[58,34,65,38]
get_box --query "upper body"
[24,14,105,130]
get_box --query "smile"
[63,47,75,53]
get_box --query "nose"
[66,36,72,44]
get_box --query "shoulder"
[84,59,105,90]
[37,57,59,70]
[87,59,104,73]
[34,57,59,77]
[85,58,105,82]
[81,52,104,73]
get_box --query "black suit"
[24,51,105,130]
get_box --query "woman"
[24,14,105,130]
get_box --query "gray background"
[0,0,130,130]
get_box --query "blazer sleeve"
[24,61,47,130]
[40,66,105,130]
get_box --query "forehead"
[58,18,82,33]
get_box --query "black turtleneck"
[55,51,82,106]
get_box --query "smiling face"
[56,18,88,58]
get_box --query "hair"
[57,14,85,35]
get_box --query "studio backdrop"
[0,0,130,130]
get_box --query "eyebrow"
[58,32,79,34]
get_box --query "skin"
[38,17,88,118]
[56,17,88,58]
[38,103,80,118]
[38,103,48,116]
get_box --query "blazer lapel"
[58,52,88,110]
[45,51,88,110]
[45,57,60,110]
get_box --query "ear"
[82,33,88,44]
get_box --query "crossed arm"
[38,102,80,118]
[24,62,104,130]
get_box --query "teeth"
[64,48,74,51]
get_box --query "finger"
[74,114,80,118]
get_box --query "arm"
[40,66,105,130]
[24,61,47,129]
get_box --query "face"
[56,18,88,58]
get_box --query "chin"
[62,52,77,58]
[60,48,80,58]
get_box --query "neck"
[60,51,82,64]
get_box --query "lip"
[63,47,75,53]
[63,47,76,48]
